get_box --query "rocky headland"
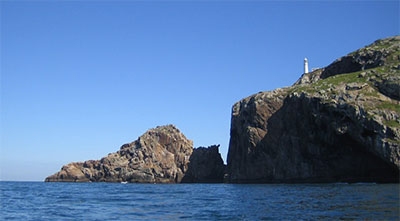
[227,36,400,183]
[46,36,399,184]
[45,125,225,183]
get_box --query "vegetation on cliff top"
[228,36,399,183]
[290,36,400,129]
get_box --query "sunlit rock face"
[227,36,400,183]
[45,125,194,183]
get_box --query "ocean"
[1,181,399,220]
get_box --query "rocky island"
[227,36,400,183]
[46,36,399,183]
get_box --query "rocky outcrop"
[45,125,194,183]
[45,125,227,183]
[227,36,400,183]
[320,37,399,79]
[181,145,226,183]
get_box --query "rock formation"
[227,36,400,183]
[46,36,399,184]
[46,125,226,183]
[181,145,226,183]
[46,125,192,183]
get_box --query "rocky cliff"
[181,145,226,183]
[45,125,225,183]
[227,36,400,183]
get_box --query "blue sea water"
[0,182,399,220]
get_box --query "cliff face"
[227,36,400,183]
[181,145,226,183]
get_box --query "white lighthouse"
[304,58,309,74]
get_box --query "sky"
[1,1,399,181]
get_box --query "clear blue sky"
[1,1,398,181]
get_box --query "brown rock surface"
[227,36,400,183]
[45,125,194,183]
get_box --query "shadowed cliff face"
[181,145,226,183]
[227,36,400,183]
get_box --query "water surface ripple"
[1,182,399,220]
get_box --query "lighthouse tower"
[304,58,309,74]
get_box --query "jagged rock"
[227,36,400,183]
[181,145,226,183]
[45,125,194,183]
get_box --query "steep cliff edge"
[45,125,225,183]
[227,36,400,183]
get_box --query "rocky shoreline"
[46,36,400,183]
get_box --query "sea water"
[1,181,399,220]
